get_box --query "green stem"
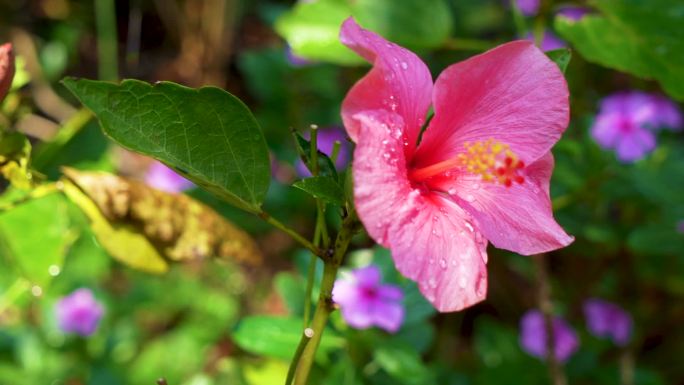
[258,211,322,256]
[0,183,59,212]
[0,278,30,315]
[285,328,314,385]
[533,254,567,385]
[293,216,355,385]
[95,0,119,80]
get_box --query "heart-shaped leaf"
[62,78,271,212]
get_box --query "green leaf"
[293,176,344,205]
[293,132,339,181]
[373,343,434,385]
[61,78,270,213]
[546,48,572,73]
[0,192,72,286]
[555,0,684,100]
[0,132,37,189]
[275,0,453,65]
[232,316,344,363]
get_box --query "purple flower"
[55,288,104,336]
[523,31,566,51]
[333,265,404,333]
[649,94,682,130]
[556,6,590,21]
[515,0,540,16]
[145,161,194,193]
[296,127,350,177]
[678,220,684,234]
[591,91,681,162]
[584,298,632,346]
[519,310,579,363]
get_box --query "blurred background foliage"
[0,0,683,384]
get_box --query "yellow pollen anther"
[457,139,525,186]
[409,139,526,187]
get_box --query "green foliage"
[293,176,345,205]
[62,78,271,213]
[556,0,684,100]
[0,192,71,286]
[373,342,435,385]
[546,48,572,74]
[232,316,344,363]
[276,0,453,65]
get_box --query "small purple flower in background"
[145,161,194,193]
[519,310,579,362]
[515,0,540,16]
[649,94,682,130]
[524,31,566,51]
[584,298,632,346]
[333,265,404,333]
[591,91,682,162]
[55,288,104,337]
[296,127,350,177]
[677,220,684,234]
[556,6,590,21]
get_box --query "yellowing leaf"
[0,132,37,190]
[61,168,262,271]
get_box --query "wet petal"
[434,153,573,255]
[351,110,488,312]
[339,17,432,158]
[414,41,569,168]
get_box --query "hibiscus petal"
[339,17,432,158]
[413,40,569,168]
[0,43,15,102]
[352,110,488,312]
[435,153,573,255]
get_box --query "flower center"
[410,139,526,187]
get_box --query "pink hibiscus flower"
[340,18,573,312]
[0,43,15,102]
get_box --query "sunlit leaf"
[276,0,453,65]
[0,192,72,286]
[556,0,684,100]
[62,78,271,213]
[61,168,262,273]
[0,132,37,190]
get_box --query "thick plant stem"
[291,216,355,385]
[533,254,567,385]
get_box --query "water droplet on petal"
[464,194,475,202]
[428,277,437,288]
[400,61,408,70]
[465,222,475,233]
[439,258,447,269]
[472,183,480,190]
[458,276,467,289]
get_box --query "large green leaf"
[232,316,344,363]
[0,192,72,286]
[275,0,453,65]
[62,78,270,213]
[555,0,684,100]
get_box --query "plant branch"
[292,215,356,385]
[533,254,567,385]
[258,211,322,257]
